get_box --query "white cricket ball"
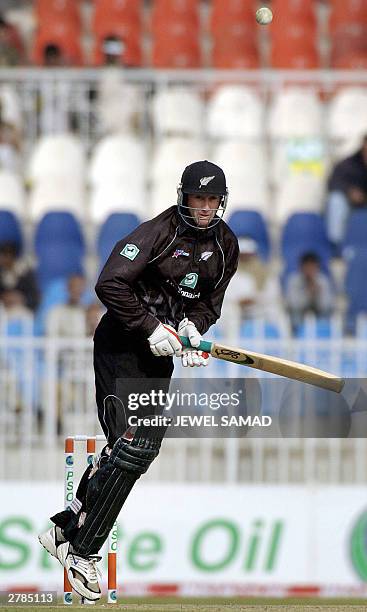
[256,7,273,25]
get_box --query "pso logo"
[350,510,367,580]
[109,590,117,601]
[65,455,74,466]
[64,593,73,604]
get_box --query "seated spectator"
[0,14,24,66]
[46,274,87,337]
[0,287,31,317]
[326,135,367,247]
[101,35,126,66]
[285,252,334,333]
[43,43,64,67]
[85,302,104,336]
[0,242,40,311]
[223,237,282,323]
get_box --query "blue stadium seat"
[345,248,367,334]
[281,213,331,277]
[97,213,141,267]
[227,210,270,261]
[0,211,23,252]
[35,212,85,290]
[342,210,367,254]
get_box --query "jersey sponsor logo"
[199,175,215,188]
[172,248,190,258]
[120,243,140,260]
[199,251,213,261]
[179,272,198,289]
[178,287,201,299]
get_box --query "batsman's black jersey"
[95,206,239,350]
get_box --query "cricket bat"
[179,337,344,393]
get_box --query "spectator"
[222,237,282,324]
[0,14,24,66]
[326,135,367,247]
[0,241,40,311]
[285,252,334,333]
[46,274,87,337]
[43,43,64,67]
[101,35,126,67]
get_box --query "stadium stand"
[0,210,23,252]
[228,210,271,261]
[206,85,264,140]
[0,171,25,217]
[34,212,85,289]
[152,86,204,137]
[281,213,332,277]
[97,212,140,268]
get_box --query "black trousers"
[94,340,174,447]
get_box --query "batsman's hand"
[181,349,210,368]
[178,317,202,348]
[148,322,182,357]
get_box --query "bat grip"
[179,336,212,353]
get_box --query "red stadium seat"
[330,0,367,32]
[331,24,367,65]
[271,43,319,69]
[209,0,253,35]
[32,23,83,66]
[35,0,81,28]
[151,0,200,33]
[92,0,142,36]
[332,53,367,69]
[212,41,260,68]
[271,0,317,25]
[152,37,201,68]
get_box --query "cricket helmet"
[177,160,228,229]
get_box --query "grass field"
[1,598,367,612]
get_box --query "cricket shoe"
[38,525,66,559]
[56,541,102,602]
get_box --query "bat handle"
[179,336,212,353]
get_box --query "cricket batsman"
[38,160,239,601]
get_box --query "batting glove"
[182,349,210,368]
[148,323,182,357]
[178,317,202,348]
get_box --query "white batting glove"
[178,317,202,348]
[148,323,182,357]
[182,349,210,368]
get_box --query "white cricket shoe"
[38,525,66,559]
[56,541,102,602]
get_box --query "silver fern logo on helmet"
[199,175,215,188]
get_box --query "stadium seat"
[32,22,83,65]
[92,0,142,36]
[0,211,23,252]
[152,87,204,137]
[329,0,367,32]
[35,212,85,289]
[271,0,316,24]
[151,34,201,68]
[268,88,323,139]
[29,177,86,221]
[90,181,147,223]
[151,138,207,216]
[35,0,81,28]
[207,86,264,140]
[212,142,268,212]
[342,210,367,254]
[281,213,331,276]
[89,134,147,188]
[331,24,367,65]
[97,73,143,134]
[0,172,25,216]
[209,0,253,34]
[228,211,270,261]
[97,213,141,267]
[28,134,86,184]
[345,249,367,333]
[211,39,260,69]
[271,42,319,69]
[151,0,200,34]
[275,174,325,223]
[327,87,367,158]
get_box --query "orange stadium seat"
[271,0,317,25]
[333,53,367,69]
[33,23,83,66]
[152,37,201,68]
[92,0,142,36]
[271,45,319,69]
[35,0,81,28]
[331,25,367,66]
[209,0,253,35]
[330,0,367,32]
[212,42,260,69]
[151,0,200,34]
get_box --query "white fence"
[0,334,366,483]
